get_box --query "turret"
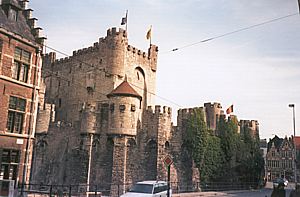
[148,44,158,71]
[105,27,128,76]
[106,78,142,136]
[204,102,223,131]
[80,103,97,134]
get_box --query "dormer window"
[1,1,22,21]
[9,7,17,21]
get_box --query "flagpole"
[149,25,152,46]
[125,10,128,32]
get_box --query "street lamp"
[289,104,297,184]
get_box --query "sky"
[29,0,300,140]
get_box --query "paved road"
[173,182,294,197]
[173,188,292,197]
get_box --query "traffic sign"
[163,155,173,167]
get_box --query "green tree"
[217,117,240,181]
[237,128,264,185]
[184,108,225,183]
[200,135,224,182]
[184,108,209,170]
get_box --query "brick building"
[0,0,45,194]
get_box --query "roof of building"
[0,0,36,42]
[107,79,142,100]
[267,135,296,151]
[267,135,284,151]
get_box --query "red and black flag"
[226,105,233,114]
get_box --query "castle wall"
[31,123,87,185]
[89,135,114,193]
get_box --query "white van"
[120,181,172,197]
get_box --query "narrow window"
[131,104,136,112]
[119,104,126,112]
[110,104,114,112]
[6,96,26,134]
[58,98,62,108]
[13,47,30,82]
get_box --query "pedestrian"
[271,175,286,197]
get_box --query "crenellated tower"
[42,27,158,124]
[105,28,127,76]
[204,102,223,134]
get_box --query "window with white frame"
[6,96,26,134]
[12,47,30,82]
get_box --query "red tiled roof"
[107,80,142,100]
[295,136,300,150]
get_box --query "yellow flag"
[146,26,152,40]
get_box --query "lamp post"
[289,104,297,184]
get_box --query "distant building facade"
[0,0,45,193]
[266,135,296,181]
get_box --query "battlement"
[177,107,204,119]
[43,52,56,64]
[72,43,99,56]
[55,56,71,64]
[204,102,222,109]
[127,45,147,57]
[146,105,172,116]
[48,27,158,66]
[240,119,259,127]
[106,27,127,37]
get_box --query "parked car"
[120,181,172,197]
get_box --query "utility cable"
[162,12,298,53]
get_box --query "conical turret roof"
[107,78,142,100]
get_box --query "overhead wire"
[162,12,299,54]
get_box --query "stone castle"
[31,27,259,196]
